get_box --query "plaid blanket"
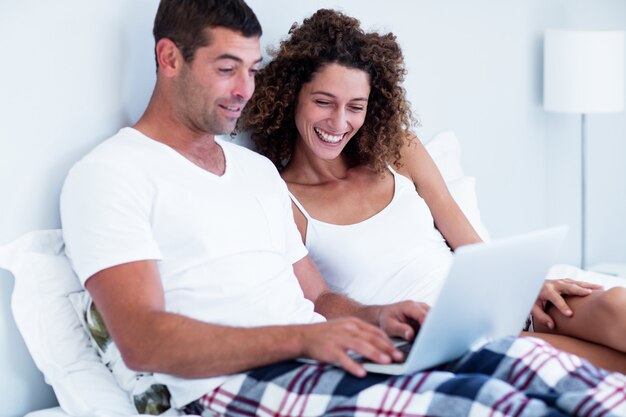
[183,336,626,417]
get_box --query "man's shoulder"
[75,128,147,167]
[61,129,157,219]
[63,128,156,196]
[68,128,166,181]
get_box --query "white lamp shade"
[544,30,625,113]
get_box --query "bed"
[1,129,625,417]
[3,2,626,415]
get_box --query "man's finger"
[335,352,366,378]
[355,321,395,348]
[404,303,430,325]
[381,317,415,339]
[348,337,394,364]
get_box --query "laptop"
[358,225,568,375]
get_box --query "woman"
[240,9,626,371]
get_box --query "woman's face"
[294,63,370,162]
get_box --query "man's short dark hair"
[153,0,262,65]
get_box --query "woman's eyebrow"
[311,91,368,101]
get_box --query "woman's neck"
[282,142,351,185]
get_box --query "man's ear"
[155,38,183,77]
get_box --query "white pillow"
[546,264,626,289]
[68,291,172,415]
[424,130,466,183]
[425,131,490,241]
[0,230,170,417]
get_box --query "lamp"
[543,29,625,269]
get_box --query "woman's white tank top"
[289,166,453,306]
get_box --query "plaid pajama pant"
[183,336,626,417]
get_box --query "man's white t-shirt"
[61,128,325,407]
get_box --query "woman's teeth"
[314,127,343,143]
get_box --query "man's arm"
[87,259,406,378]
[86,260,317,378]
[293,256,430,342]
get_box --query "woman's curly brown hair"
[238,8,417,173]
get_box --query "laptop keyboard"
[350,340,412,364]
[396,341,412,357]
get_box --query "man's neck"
[133,106,226,176]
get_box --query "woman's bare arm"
[395,135,482,250]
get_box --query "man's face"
[174,27,261,135]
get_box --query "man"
[61,1,626,416]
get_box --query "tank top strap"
[288,191,313,220]
[387,163,400,177]
[387,164,413,189]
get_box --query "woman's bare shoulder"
[393,133,429,179]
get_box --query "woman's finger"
[566,279,603,290]
[546,292,573,317]
[531,304,554,329]
[555,281,594,297]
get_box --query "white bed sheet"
[546,264,626,289]
[24,406,152,417]
[25,407,68,417]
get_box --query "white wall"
[1,1,625,416]
[247,0,626,266]
[540,0,626,266]
[0,1,159,416]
